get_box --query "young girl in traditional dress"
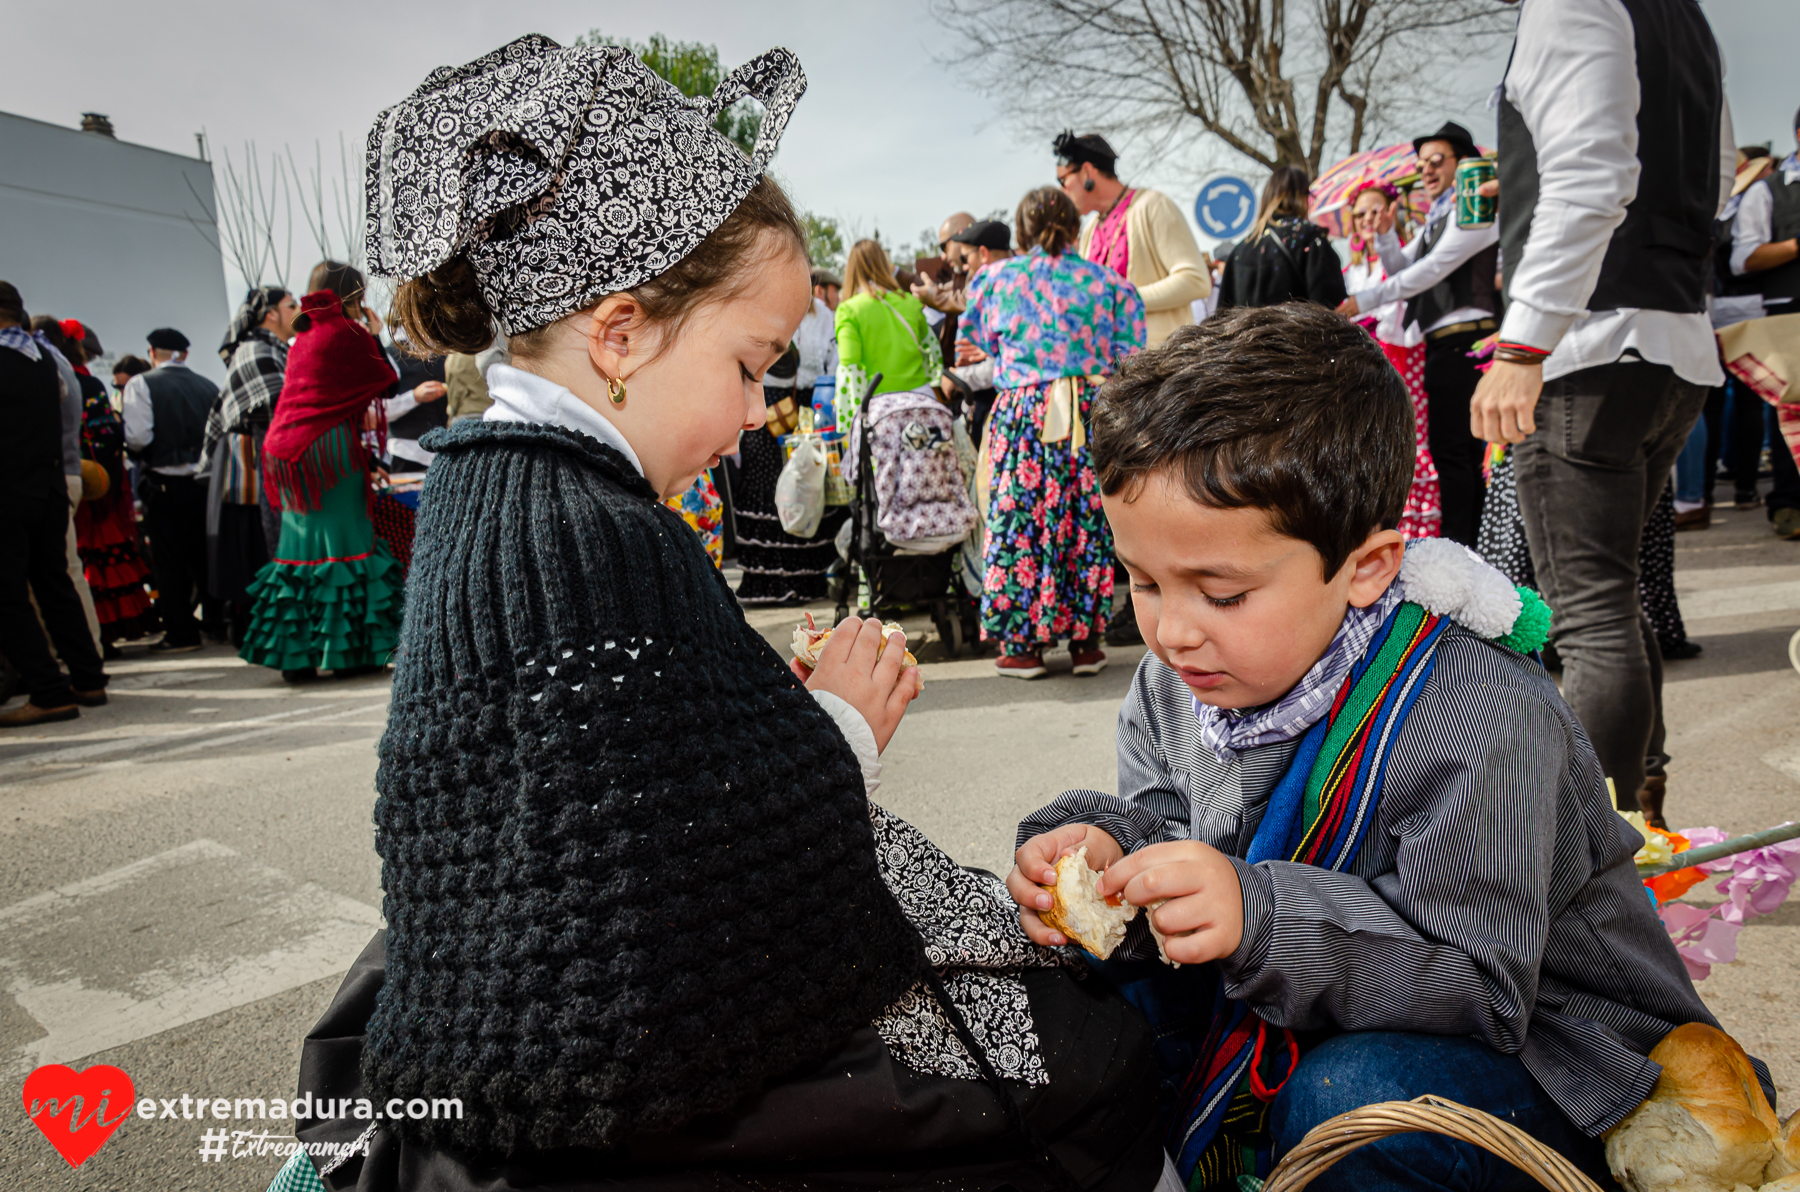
[264,36,1169,1192]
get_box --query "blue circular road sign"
[1195,176,1256,241]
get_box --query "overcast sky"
[4,0,1795,296]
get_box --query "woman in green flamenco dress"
[240,263,404,681]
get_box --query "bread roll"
[791,613,920,678]
[1760,1175,1800,1192]
[1145,898,1182,968]
[1038,846,1137,960]
[1604,1024,1778,1192]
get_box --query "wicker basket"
[1262,1095,1608,1192]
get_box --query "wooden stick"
[1637,821,1800,878]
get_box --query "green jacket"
[833,289,942,425]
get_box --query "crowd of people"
[3,4,1789,1189]
[0,260,509,725]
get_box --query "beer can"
[1456,157,1497,229]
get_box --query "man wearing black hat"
[1469,0,1731,832]
[1055,131,1210,349]
[942,220,1015,444]
[0,280,108,725]
[1339,120,1499,547]
[122,328,219,651]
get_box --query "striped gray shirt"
[1019,624,1765,1136]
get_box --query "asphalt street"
[2,499,1798,1189]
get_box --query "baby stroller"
[831,373,984,655]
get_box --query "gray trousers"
[1515,359,1707,807]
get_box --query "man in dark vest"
[1471,0,1733,829]
[0,281,107,726]
[123,327,219,652]
[1338,121,1500,546]
[1726,109,1800,538]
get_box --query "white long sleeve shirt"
[1729,152,1800,306]
[1352,191,1499,334]
[122,359,204,476]
[1496,0,1734,386]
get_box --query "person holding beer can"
[1337,121,1499,548]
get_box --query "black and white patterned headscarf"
[363,34,806,335]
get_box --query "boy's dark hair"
[1091,303,1412,579]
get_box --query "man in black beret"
[123,327,220,651]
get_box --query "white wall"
[0,110,229,382]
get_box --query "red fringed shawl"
[262,290,395,512]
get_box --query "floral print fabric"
[957,248,1146,390]
[981,379,1114,651]
[663,469,725,568]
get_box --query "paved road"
[3,501,1797,1189]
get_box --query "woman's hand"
[801,617,920,752]
[414,380,446,403]
[955,343,987,366]
[1007,824,1124,947]
[1337,296,1362,318]
[1097,840,1245,965]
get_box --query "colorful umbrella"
[1309,141,1492,240]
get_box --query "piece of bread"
[1145,898,1182,967]
[1761,1175,1800,1192]
[791,613,920,679]
[1604,1023,1779,1192]
[1768,1111,1800,1183]
[1038,846,1137,959]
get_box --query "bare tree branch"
[933,0,1508,180]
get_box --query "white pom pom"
[1457,551,1523,638]
[1399,537,1473,617]
[1398,538,1522,639]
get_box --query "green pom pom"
[1496,585,1552,654]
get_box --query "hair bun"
[390,256,496,356]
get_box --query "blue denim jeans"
[1271,1032,1617,1192]
[1674,416,1708,506]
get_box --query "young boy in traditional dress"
[1008,304,1761,1192]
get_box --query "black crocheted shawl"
[365,419,929,1156]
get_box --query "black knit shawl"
[365,419,929,1156]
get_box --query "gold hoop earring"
[607,376,626,406]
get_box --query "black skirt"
[294,932,1164,1191]
[733,389,845,606]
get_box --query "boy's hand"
[1007,824,1124,947]
[1098,840,1245,965]
[801,617,920,753]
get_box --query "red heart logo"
[22,1064,135,1167]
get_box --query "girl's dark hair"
[28,315,74,361]
[1250,166,1313,240]
[299,260,367,329]
[113,354,152,379]
[391,174,807,359]
[1014,186,1080,256]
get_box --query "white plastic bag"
[775,435,827,538]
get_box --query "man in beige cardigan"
[1055,131,1211,347]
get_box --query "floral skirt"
[239,467,403,672]
[1380,340,1442,540]
[74,485,157,642]
[981,380,1112,652]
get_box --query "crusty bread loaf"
[1760,1174,1800,1192]
[1605,1024,1779,1192]
[1038,846,1137,959]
